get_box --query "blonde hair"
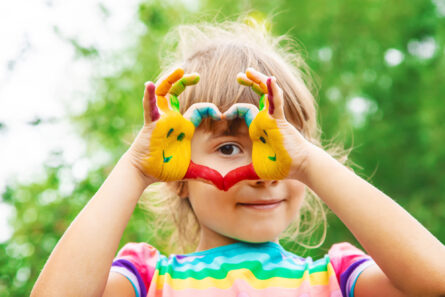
[138,17,350,254]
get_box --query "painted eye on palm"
[162,128,185,163]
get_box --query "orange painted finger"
[169,73,200,97]
[245,68,268,94]
[155,68,185,113]
[155,68,185,97]
[236,73,265,96]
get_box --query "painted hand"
[129,68,221,183]
[225,67,313,182]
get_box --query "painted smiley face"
[145,110,195,181]
[249,109,292,180]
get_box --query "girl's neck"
[195,225,279,252]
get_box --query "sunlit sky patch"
[0,0,141,243]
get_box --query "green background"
[2,0,445,295]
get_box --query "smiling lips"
[238,199,284,210]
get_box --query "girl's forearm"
[31,152,151,297]
[302,146,445,296]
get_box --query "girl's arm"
[237,68,444,296]
[302,145,445,297]
[30,152,151,297]
[31,69,210,296]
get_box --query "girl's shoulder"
[111,242,160,297]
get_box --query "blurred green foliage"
[1,0,445,295]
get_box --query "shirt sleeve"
[110,242,159,297]
[328,242,375,297]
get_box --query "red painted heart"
[184,161,260,191]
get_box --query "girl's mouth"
[238,199,284,210]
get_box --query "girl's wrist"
[290,142,327,186]
[120,151,155,189]
[298,144,339,189]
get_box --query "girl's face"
[184,119,306,251]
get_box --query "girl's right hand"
[126,68,207,185]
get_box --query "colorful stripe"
[346,260,375,297]
[112,241,371,297]
[111,259,147,297]
[151,277,343,297]
[154,267,336,290]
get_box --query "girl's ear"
[177,180,189,199]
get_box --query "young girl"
[31,20,445,297]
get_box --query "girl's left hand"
[225,67,316,183]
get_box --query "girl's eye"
[217,144,241,156]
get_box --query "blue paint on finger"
[244,109,255,127]
[225,107,255,127]
[190,106,221,127]
[189,109,203,127]
[206,107,221,121]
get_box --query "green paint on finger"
[252,84,264,96]
[259,94,265,111]
[184,75,200,85]
[170,81,185,96]
[170,95,180,112]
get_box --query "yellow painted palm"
[235,69,293,180]
[138,69,199,181]
[136,68,223,182]
[143,110,196,181]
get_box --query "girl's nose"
[248,179,278,187]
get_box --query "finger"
[156,68,185,96]
[183,103,222,127]
[223,103,259,127]
[236,73,264,96]
[267,77,285,119]
[258,94,268,112]
[168,73,200,112]
[169,73,200,96]
[155,68,184,113]
[143,81,160,123]
[245,68,268,94]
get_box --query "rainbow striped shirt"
[111,241,373,297]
